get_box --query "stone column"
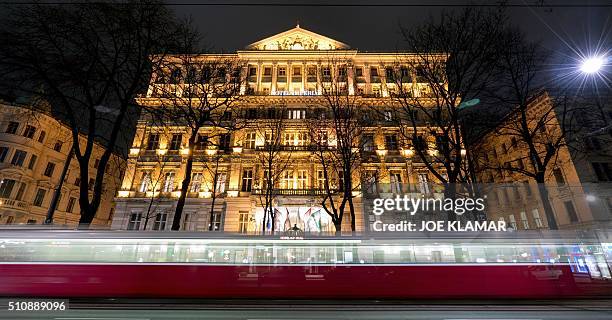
[381,65,389,97]
[256,61,262,93]
[316,62,322,95]
[347,62,355,96]
[364,63,371,95]
[239,65,247,95]
[271,62,278,94]
[287,62,292,93]
[301,62,307,93]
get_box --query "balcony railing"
[255,145,336,152]
[251,188,337,196]
[0,198,30,211]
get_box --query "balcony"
[251,188,336,196]
[0,198,30,211]
[255,145,336,152]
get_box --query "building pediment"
[246,25,350,51]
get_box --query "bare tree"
[202,152,225,231]
[308,59,363,234]
[253,105,293,234]
[135,125,175,230]
[480,28,592,229]
[0,1,189,227]
[148,55,247,230]
[391,8,506,219]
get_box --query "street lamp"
[580,56,605,74]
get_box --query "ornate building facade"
[112,26,447,233]
[0,102,125,226]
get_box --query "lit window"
[11,150,27,167]
[53,141,63,152]
[190,173,203,192]
[553,168,565,185]
[238,211,250,234]
[14,182,26,201]
[146,134,160,150]
[195,134,209,150]
[169,134,182,150]
[5,121,19,134]
[216,172,227,193]
[0,179,16,198]
[370,67,379,77]
[0,147,8,162]
[532,209,543,228]
[297,170,308,189]
[322,67,331,77]
[418,173,429,194]
[293,66,301,76]
[210,212,222,231]
[128,212,142,230]
[281,170,294,189]
[520,211,530,229]
[33,188,46,207]
[241,169,253,192]
[287,109,306,119]
[385,135,398,150]
[390,172,402,194]
[38,131,46,143]
[66,197,76,213]
[317,170,326,189]
[245,132,256,149]
[153,212,168,230]
[44,162,56,177]
[139,172,151,192]
[23,125,36,139]
[182,212,193,231]
[162,172,175,192]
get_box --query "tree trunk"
[172,153,194,230]
[536,173,558,230]
[444,183,457,221]
[208,164,219,231]
[262,206,268,235]
[271,211,276,235]
[45,146,74,224]
[347,192,356,233]
[78,205,96,228]
[334,221,342,236]
[143,197,155,230]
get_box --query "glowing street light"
[580,56,605,74]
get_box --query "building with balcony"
[0,101,125,226]
[112,25,449,233]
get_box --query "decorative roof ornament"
[245,25,350,51]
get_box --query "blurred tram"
[0,230,611,299]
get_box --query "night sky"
[170,0,611,58]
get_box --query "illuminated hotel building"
[112,25,447,233]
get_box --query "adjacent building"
[474,91,612,230]
[112,25,449,233]
[0,101,125,226]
